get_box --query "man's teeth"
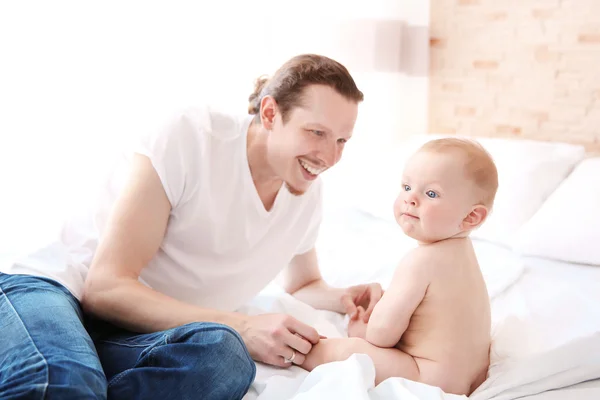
[300,160,323,175]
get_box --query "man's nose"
[322,141,341,167]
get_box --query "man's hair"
[247,54,364,124]
[418,137,499,208]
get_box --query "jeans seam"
[98,340,153,348]
[106,334,169,389]
[0,286,49,399]
[106,368,128,389]
[149,334,169,367]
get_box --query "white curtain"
[0,0,429,251]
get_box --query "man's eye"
[426,190,437,198]
[337,138,347,144]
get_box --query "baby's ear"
[462,205,488,231]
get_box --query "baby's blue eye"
[403,184,411,192]
[426,190,437,198]
[312,130,324,137]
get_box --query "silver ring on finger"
[284,349,296,364]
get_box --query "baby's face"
[393,150,478,243]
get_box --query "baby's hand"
[347,306,368,339]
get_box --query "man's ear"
[461,205,488,231]
[260,95,278,130]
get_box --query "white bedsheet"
[240,210,600,400]
[246,331,600,400]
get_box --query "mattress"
[240,208,600,399]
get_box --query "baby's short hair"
[418,137,499,208]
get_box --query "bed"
[239,135,600,399]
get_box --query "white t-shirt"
[2,106,323,312]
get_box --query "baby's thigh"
[354,340,420,384]
[304,338,420,384]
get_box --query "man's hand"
[341,283,384,322]
[281,249,383,323]
[238,313,320,368]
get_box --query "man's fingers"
[273,346,306,367]
[286,331,312,355]
[287,317,320,345]
[291,351,306,366]
[269,354,294,368]
[342,294,358,319]
[355,290,366,306]
[285,346,306,366]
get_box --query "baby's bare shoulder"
[398,246,443,276]
[411,242,455,262]
[401,241,465,274]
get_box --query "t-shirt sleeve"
[294,180,324,255]
[133,109,206,209]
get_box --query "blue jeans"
[0,273,256,400]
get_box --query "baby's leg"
[303,338,420,385]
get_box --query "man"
[0,54,383,400]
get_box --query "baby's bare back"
[397,239,491,393]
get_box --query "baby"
[303,138,498,396]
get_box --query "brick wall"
[429,0,600,152]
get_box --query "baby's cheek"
[393,197,403,219]
[426,206,456,231]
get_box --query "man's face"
[266,84,358,195]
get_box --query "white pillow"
[470,137,586,246]
[330,135,586,247]
[513,157,600,265]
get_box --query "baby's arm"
[365,252,430,347]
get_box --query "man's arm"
[82,154,234,332]
[365,253,430,348]
[281,249,384,319]
[280,248,347,314]
[83,154,319,367]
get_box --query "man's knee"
[1,357,107,400]
[0,354,46,400]
[0,273,107,399]
[45,361,107,400]
[174,322,256,397]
